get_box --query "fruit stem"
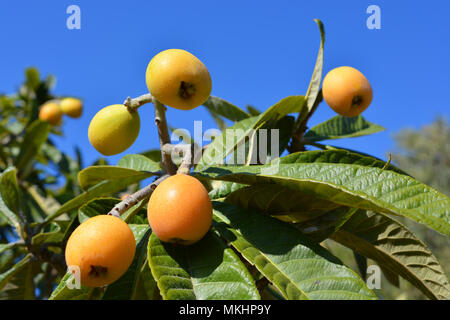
[107,174,170,217]
[123,93,153,111]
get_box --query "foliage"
[1,20,449,300]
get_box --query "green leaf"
[212,201,376,300]
[118,154,162,172]
[304,115,385,143]
[0,167,22,230]
[15,120,50,173]
[292,207,358,242]
[203,96,250,122]
[246,105,261,116]
[78,165,155,190]
[140,149,162,163]
[132,262,158,300]
[148,232,260,300]
[332,211,450,300]
[197,152,450,236]
[293,19,325,130]
[0,254,33,291]
[259,96,306,124]
[103,225,151,300]
[0,259,34,300]
[197,96,306,171]
[25,67,41,90]
[44,174,149,223]
[31,220,71,245]
[25,184,61,216]
[78,197,147,224]
[277,149,406,175]
[0,243,19,255]
[305,19,325,113]
[78,198,120,223]
[48,272,97,300]
[208,180,246,200]
[196,115,261,171]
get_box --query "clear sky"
[1,1,449,167]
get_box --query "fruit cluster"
[66,49,213,288]
[88,49,212,156]
[65,48,373,288]
[39,97,83,125]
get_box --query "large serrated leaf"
[118,154,162,172]
[48,272,98,300]
[304,115,385,142]
[196,153,450,236]
[44,174,149,223]
[277,149,405,174]
[203,96,250,122]
[147,232,260,300]
[332,211,450,300]
[208,180,246,200]
[196,96,306,171]
[78,165,155,190]
[212,201,376,300]
[196,116,261,171]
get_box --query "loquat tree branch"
[289,89,323,153]
[162,143,195,174]
[107,174,170,217]
[123,93,154,110]
[153,99,178,175]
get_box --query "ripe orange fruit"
[88,104,140,156]
[60,97,83,118]
[147,174,212,245]
[322,66,373,117]
[65,215,136,287]
[39,102,63,125]
[146,49,212,110]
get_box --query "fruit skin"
[322,66,373,117]
[146,49,212,110]
[65,215,136,288]
[147,174,212,245]
[60,97,83,118]
[39,102,63,125]
[88,104,140,156]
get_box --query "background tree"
[389,117,450,299]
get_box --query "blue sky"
[1,0,449,167]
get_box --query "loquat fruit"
[147,174,212,245]
[146,49,212,110]
[88,104,140,156]
[65,215,136,287]
[322,66,373,117]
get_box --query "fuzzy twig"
[153,99,178,175]
[107,174,170,217]
[162,143,195,174]
[289,89,323,153]
[123,93,154,110]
